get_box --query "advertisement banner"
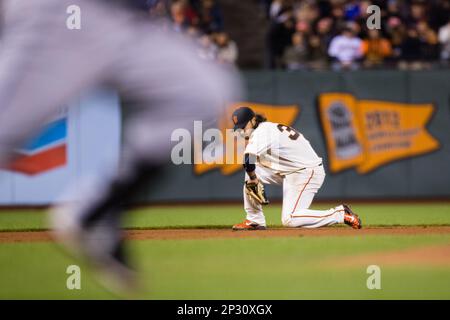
[0,89,121,205]
[318,93,439,174]
[8,110,68,175]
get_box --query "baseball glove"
[245,180,269,205]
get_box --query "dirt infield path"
[1,226,450,243]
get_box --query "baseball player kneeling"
[231,107,362,231]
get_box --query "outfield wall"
[0,71,449,205]
[136,70,450,202]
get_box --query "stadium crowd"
[1,0,449,70]
[147,0,239,66]
[264,0,450,70]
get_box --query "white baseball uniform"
[243,122,345,228]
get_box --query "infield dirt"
[1,226,450,243]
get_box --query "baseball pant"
[244,165,345,228]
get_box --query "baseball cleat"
[343,204,362,229]
[232,219,266,231]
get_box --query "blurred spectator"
[262,0,450,70]
[439,19,450,62]
[385,16,406,61]
[170,1,190,33]
[316,17,335,47]
[269,0,289,21]
[407,1,427,26]
[361,29,392,67]
[344,0,361,21]
[330,2,346,31]
[416,21,439,61]
[148,0,237,65]
[308,34,329,69]
[198,0,224,33]
[385,0,402,20]
[398,28,423,70]
[266,1,296,68]
[328,27,363,70]
[136,0,450,70]
[215,32,238,65]
[282,32,309,70]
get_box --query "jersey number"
[277,124,300,140]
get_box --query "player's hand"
[245,179,269,206]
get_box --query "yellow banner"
[194,102,299,176]
[318,93,365,173]
[318,93,439,174]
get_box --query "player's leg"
[51,21,241,293]
[281,166,345,228]
[0,1,150,293]
[236,165,283,229]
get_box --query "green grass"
[1,203,450,231]
[1,234,450,299]
[1,203,449,299]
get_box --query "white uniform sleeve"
[245,127,271,156]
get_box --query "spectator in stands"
[308,34,329,70]
[170,0,190,33]
[438,18,450,63]
[385,0,401,20]
[266,3,295,68]
[398,27,423,70]
[294,1,320,26]
[416,21,440,62]
[385,16,406,62]
[269,0,288,21]
[344,0,361,21]
[164,0,239,66]
[199,0,224,33]
[215,32,239,65]
[295,19,312,37]
[407,1,427,26]
[143,0,450,70]
[361,29,392,68]
[316,17,335,47]
[262,0,450,70]
[330,2,346,32]
[328,26,363,70]
[282,32,309,70]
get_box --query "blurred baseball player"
[231,107,362,231]
[0,0,240,293]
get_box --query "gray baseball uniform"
[0,0,240,168]
[0,0,241,291]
